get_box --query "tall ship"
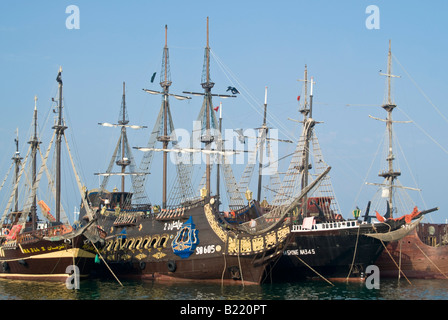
[250,64,438,283]
[368,41,446,280]
[0,68,101,282]
[82,19,315,285]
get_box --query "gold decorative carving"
[153,251,166,259]
[251,237,264,252]
[204,203,227,242]
[265,232,277,249]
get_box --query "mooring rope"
[295,255,334,286]
[90,240,123,287]
[346,223,361,281]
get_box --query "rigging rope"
[397,107,448,155]
[393,54,448,125]
[210,49,297,143]
[346,222,361,281]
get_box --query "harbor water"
[0,278,446,300]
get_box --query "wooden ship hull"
[375,222,448,279]
[91,197,289,285]
[0,226,98,282]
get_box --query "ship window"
[135,238,143,249]
[113,239,121,251]
[142,237,151,249]
[150,236,159,248]
[160,234,169,247]
[127,239,136,250]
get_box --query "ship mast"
[257,86,268,202]
[297,65,315,216]
[183,17,237,199]
[159,25,172,209]
[376,40,402,218]
[117,82,131,199]
[12,128,22,213]
[53,67,67,223]
[97,82,146,201]
[29,96,41,230]
[202,16,213,198]
[217,102,222,206]
[140,25,192,208]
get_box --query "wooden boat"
[82,19,311,285]
[0,69,101,282]
[246,66,435,282]
[375,223,448,279]
[358,40,443,280]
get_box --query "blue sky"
[0,1,447,223]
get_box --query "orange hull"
[375,226,448,279]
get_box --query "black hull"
[273,223,388,281]
[94,199,289,285]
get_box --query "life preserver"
[139,261,146,270]
[167,260,176,272]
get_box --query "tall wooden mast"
[377,40,402,218]
[117,82,131,198]
[53,67,67,223]
[29,96,41,230]
[12,128,22,213]
[297,66,315,216]
[140,25,191,208]
[159,24,171,209]
[257,86,268,202]
[183,17,237,199]
[202,16,214,198]
[97,82,146,200]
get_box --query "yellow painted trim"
[0,248,96,262]
[27,248,96,260]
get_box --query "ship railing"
[2,240,17,249]
[17,231,41,244]
[292,220,359,232]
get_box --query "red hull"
[375,225,448,279]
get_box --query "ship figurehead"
[172,216,199,259]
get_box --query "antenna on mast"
[297,65,315,118]
[257,86,269,202]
